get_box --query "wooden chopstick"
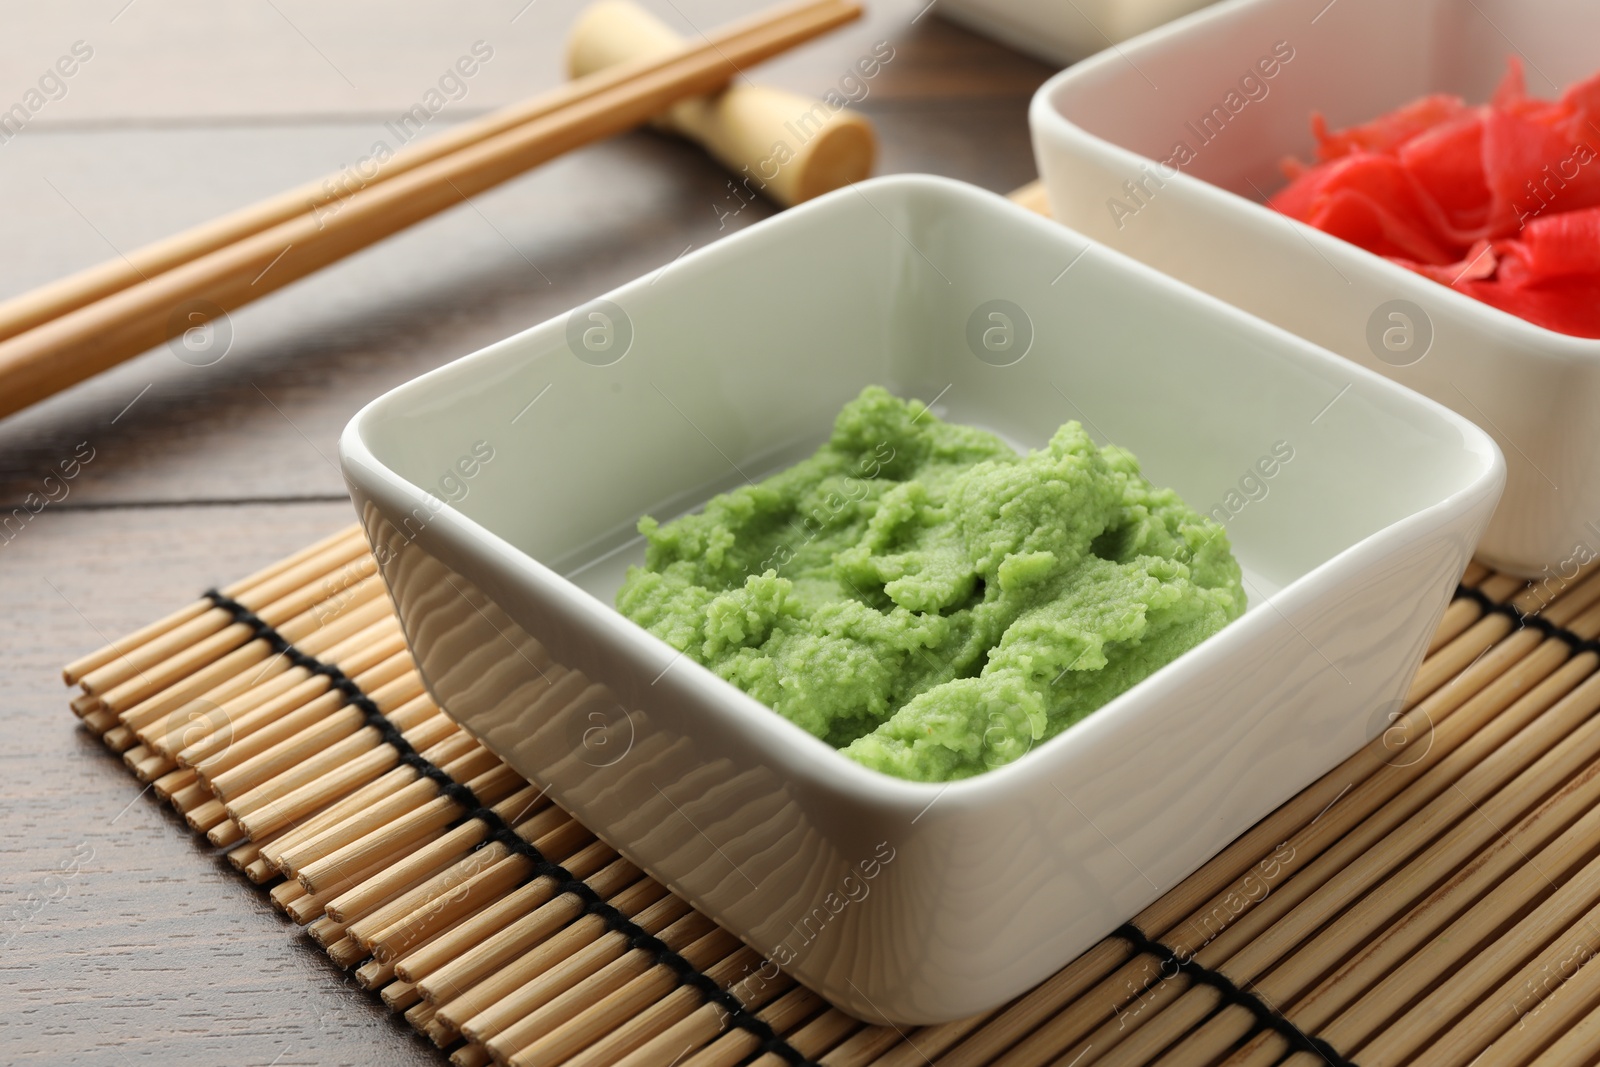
[0,0,861,421]
[0,0,857,349]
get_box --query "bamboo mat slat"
[64,526,1600,1067]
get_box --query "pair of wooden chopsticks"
[0,0,862,421]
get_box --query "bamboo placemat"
[62,519,1600,1067]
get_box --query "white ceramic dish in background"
[940,0,1220,66]
[340,175,1502,1024]
[1031,0,1598,578]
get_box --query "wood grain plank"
[0,97,1044,509]
[0,0,1051,129]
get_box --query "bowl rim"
[1028,0,1600,358]
[339,172,1505,811]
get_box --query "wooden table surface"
[0,3,1051,1062]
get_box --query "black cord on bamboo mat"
[203,590,817,1067]
[1112,924,1356,1067]
[1098,583,1588,1067]
[1455,584,1600,657]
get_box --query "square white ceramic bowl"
[1031,0,1597,578]
[939,0,1219,66]
[339,174,1501,1024]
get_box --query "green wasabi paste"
[616,387,1245,782]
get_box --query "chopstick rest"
[567,0,876,208]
